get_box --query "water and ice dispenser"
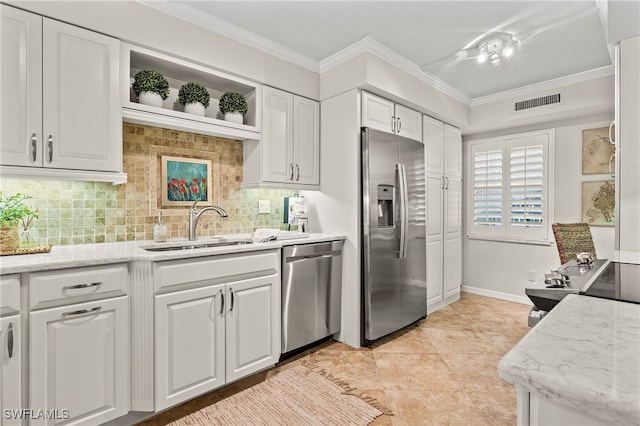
[377,184,393,227]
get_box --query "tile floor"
[139,293,532,426]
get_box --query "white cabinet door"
[0,5,42,167]
[395,104,422,142]
[30,296,129,426]
[362,92,395,134]
[0,315,21,426]
[226,275,280,383]
[423,116,444,176]
[293,96,320,185]
[443,124,462,178]
[443,178,462,298]
[262,86,294,183]
[155,284,225,411]
[426,176,444,311]
[42,18,121,172]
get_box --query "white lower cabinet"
[30,296,129,425]
[1,315,21,426]
[153,251,281,411]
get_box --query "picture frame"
[581,180,615,227]
[161,155,213,207]
[582,126,615,175]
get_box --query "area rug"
[167,365,383,426]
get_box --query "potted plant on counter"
[0,191,39,254]
[218,92,248,124]
[132,70,170,108]
[178,82,210,116]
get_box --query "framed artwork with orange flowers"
[161,156,212,207]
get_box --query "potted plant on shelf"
[132,70,170,108]
[218,92,248,124]
[178,82,210,116]
[0,192,39,254]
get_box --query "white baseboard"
[461,285,532,305]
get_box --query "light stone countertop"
[0,232,346,274]
[498,294,640,425]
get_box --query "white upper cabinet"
[244,86,320,188]
[121,43,261,141]
[362,91,422,142]
[0,5,124,182]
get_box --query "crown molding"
[320,37,473,106]
[136,0,320,72]
[471,65,615,106]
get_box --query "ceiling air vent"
[514,93,561,111]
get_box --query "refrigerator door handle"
[396,163,408,259]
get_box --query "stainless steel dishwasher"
[281,240,344,355]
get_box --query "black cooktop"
[580,261,640,304]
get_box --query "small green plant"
[218,92,248,115]
[132,70,170,100]
[0,192,39,227]
[178,82,210,108]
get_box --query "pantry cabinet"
[362,91,422,142]
[153,250,281,411]
[244,86,319,188]
[29,265,129,425]
[0,5,124,182]
[423,115,462,313]
[0,274,21,426]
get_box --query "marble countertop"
[498,294,640,425]
[0,232,346,274]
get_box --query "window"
[467,129,554,244]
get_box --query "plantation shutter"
[472,144,503,232]
[509,145,544,228]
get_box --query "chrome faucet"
[188,200,228,241]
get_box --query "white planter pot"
[184,102,206,116]
[138,91,164,108]
[224,112,244,124]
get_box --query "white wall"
[463,115,615,301]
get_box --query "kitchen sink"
[142,240,252,252]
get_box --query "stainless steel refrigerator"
[361,127,426,344]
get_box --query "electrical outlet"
[258,200,270,214]
[528,269,536,282]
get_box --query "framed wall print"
[161,156,212,207]
[581,180,615,226]
[582,126,615,175]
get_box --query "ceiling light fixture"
[475,32,518,66]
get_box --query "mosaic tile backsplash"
[0,123,297,246]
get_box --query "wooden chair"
[551,223,597,265]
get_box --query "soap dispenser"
[153,211,168,242]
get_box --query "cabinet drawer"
[154,250,279,293]
[0,274,20,316]
[29,263,128,310]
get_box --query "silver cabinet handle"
[396,117,401,133]
[219,289,224,315]
[608,121,615,147]
[609,154,615,178]
[47,135,53,163]
[445,176,450,190]
[62,282,101,291]
[441,176,445,190]
[391,116,396,133]
[7,322,13,359]
[229,288,234,312]
[295,164,300,181]
[289,163,294,180]
[62,306,101,317]
[31,133,37,162]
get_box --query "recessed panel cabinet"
[0,5,123,181]
[362,91,422,142]
[424,115,462,314]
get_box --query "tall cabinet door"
[42,18,121,172]
[226,275,280,383]
[444,124,462,178]
[425,176,444,310]
[1,315,21,426]
[293,96,320,185]
[0,5,42,167]
[262,86,294,183]
[155,284,225,411]
[443,177,462,298]
[30,297,129,426]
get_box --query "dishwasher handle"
[285,250,342,262]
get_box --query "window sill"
[466,235,554,246]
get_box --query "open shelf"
[121,43,261,140]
